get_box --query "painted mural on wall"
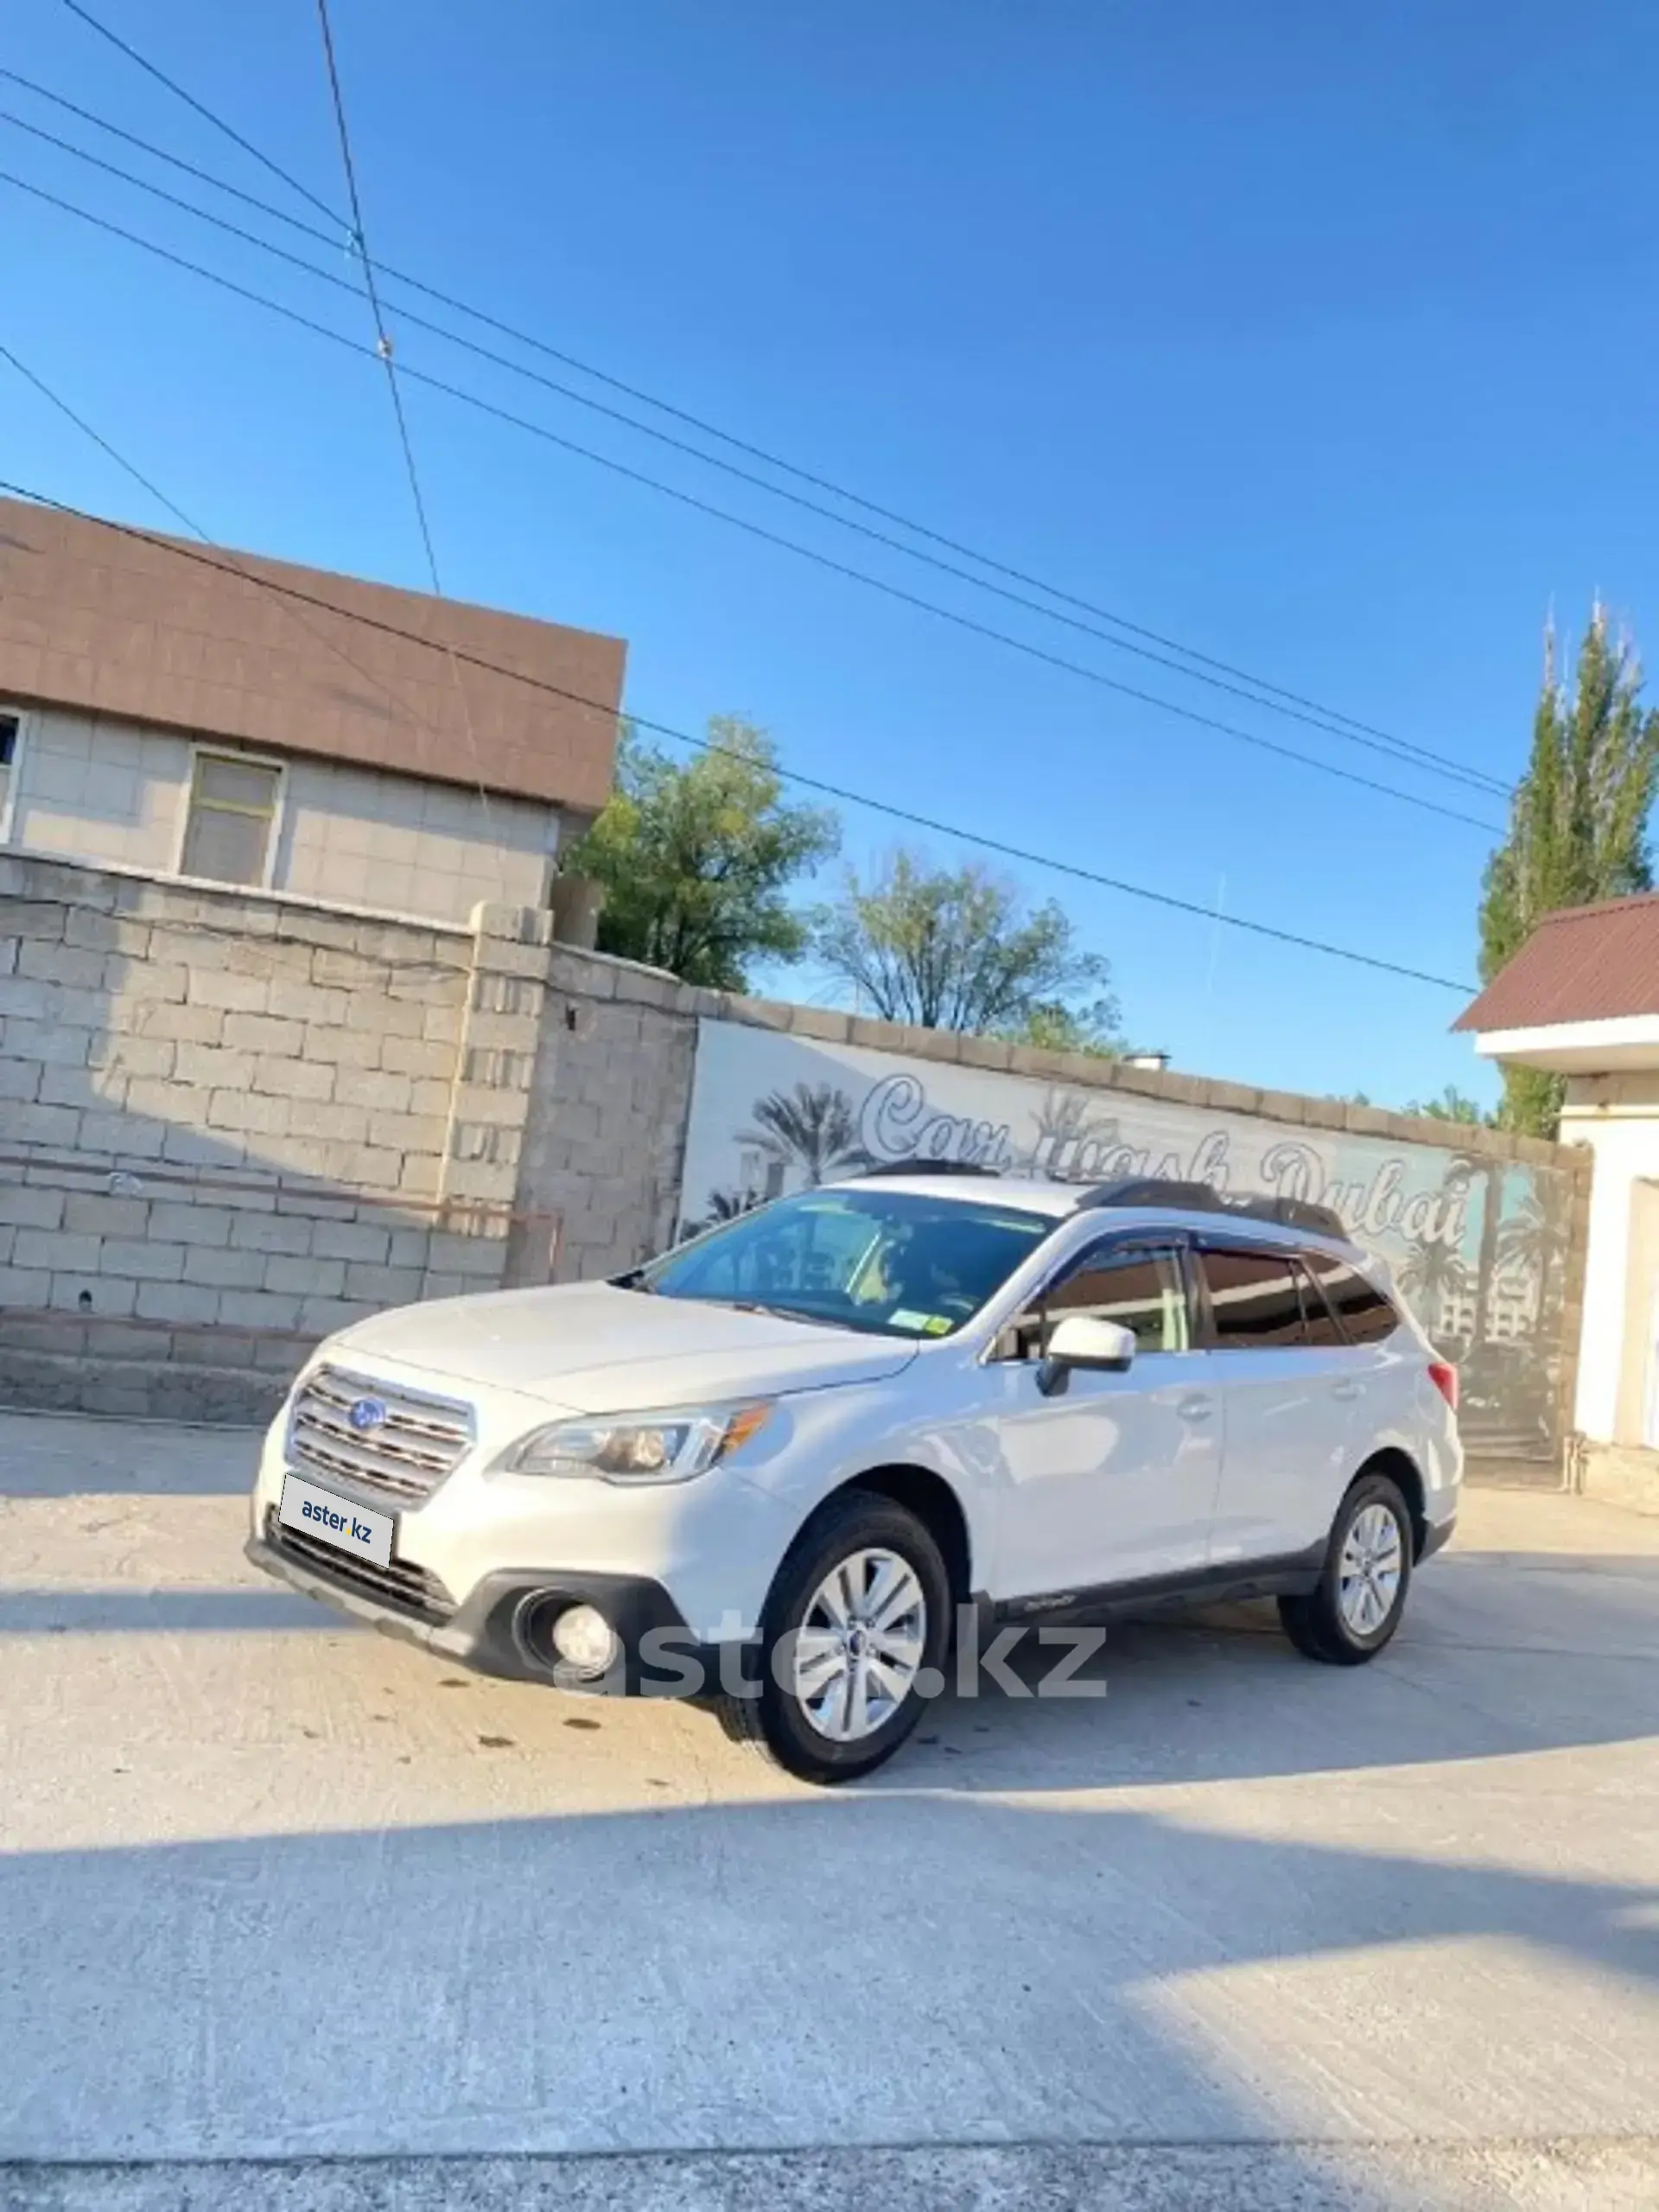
[679,1020,1578,1459]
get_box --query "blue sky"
[5,0,1657,1108]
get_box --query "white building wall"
[275,759,556,919]
[1560,1073,1659,1442]
[5,707,188,873]
[2,704,561,925]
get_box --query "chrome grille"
[266,1510,454,1622]
[288,1363,474,1504]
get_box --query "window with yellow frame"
[180,751,282,887]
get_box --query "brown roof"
[0,497,625,810]
[1453,893,1659,1032]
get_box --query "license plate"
[279,1473,394,1568]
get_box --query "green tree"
[1478,607,1659,1135]
[1403,1085,1494,1126]
[813,849,1122,1042]
[563,719,838,989]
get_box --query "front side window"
[180,752,281,886]
[1303,1251,1401,1345]
[1199,1247,1307,1349]
[638,1186,1054,1338]
[1009,1242,1191,1359]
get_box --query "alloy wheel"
[1338,1500,1404,1637]
[791,1546,928,1742]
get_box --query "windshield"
[637,1186,1054,1338]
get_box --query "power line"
[0,480,1478,996]
[0,93,1510,807]
[307,0,492,835]
[0,68,334,237]
[16,43,1507,802]
[0,162,1506,838]
[54,0,343,226]
[0,340,482,785]
[309,0,440,594]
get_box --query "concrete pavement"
[3,1410,1658,2207]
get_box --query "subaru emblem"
[348,1395,389,1434]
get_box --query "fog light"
[550,1603,620,1678]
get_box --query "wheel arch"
[830,1462,975,1607]
[1356,1446,1427,1559]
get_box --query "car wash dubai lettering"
[855,1072,1471,1249]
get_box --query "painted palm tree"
[677,1185,760,1240]
[1395,1236,1471,1336]
[1440,1150,1503,1347]
[742,1084,869,1187]
[1020,1087,1119,1179]
[1495,1185,1572,1322]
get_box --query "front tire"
[717,1491,951,1784]
[1279,1469,1413,1665]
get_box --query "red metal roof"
[1453,893,1659,1032]
[0,497,626,810]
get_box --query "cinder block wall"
[2,850,1595,1437]
[0,854,539,1420]
[507,947,702,1282]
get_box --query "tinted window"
[1200,1248,1306,1348]
[1295,1259,1347,1347]
[1039,1243,1190,1355]
[1304,1252,1400,1345]
[640,1187,1052,1338]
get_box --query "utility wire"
[0,162,1505,837]
[311,0,440,595]
[17,41,1505,801]
[0,479,1478,996]
[0,340,485,786]
[0,94,1509,805]
[307,0,491,831]
[54,0,344,226]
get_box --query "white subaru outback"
[247,1172,1461,1783]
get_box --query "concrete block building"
[0,497,626,926]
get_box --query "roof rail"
[1076,1176,1351,1243]
[852,1160,1001,1179]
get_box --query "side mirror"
[1036,1315,1137,1396]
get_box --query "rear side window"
[1303,1252,1401,1346]
[1296,1260,1348,1347]
[1199,1248,1306,1348]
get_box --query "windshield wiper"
[718,1299,863,1332]
[609,1268,656,1294]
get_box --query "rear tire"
[1279,1469,1413,1666]
[715,1491,951,1785]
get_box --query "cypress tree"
[1478,607,1659,1135]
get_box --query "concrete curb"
[5,2141,1658,2212]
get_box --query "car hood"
[329,1282,919,1411]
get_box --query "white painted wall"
[275,759,556,920]
[5,707,188,873]
[1560,1072,1659,1441]
[2,703,562,925]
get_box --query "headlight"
[505,1402,773,1484]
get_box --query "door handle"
[1177,1394,1214,1422]
[1332,1380,1362,1402]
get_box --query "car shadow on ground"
[861,1545,1659,1795]
[3,1789,1656,2171]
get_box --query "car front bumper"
[246,1513,741,1697]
